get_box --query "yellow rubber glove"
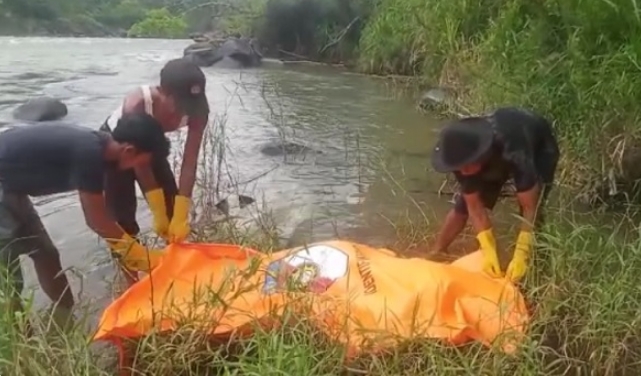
[477,229,503,278]
[145,188,169,238]
[106,233,163,272]
[167,195,191,243]
[506,231,533,282]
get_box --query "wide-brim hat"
[431,117,494,173]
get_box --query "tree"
[127,7,187,38]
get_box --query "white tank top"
[106,85,188,131]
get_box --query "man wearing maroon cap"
[101,58,209,280]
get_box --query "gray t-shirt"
[0,123,109,196]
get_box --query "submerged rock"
[214,195,256,216]
[12,97,68,122]
[260,141,322,157]
[418,87,455,112]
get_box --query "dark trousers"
[100,122,177,236]
[0,182,62,297]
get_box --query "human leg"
[533,148,559,230]
[11,194,74,311]
[0,186,34,328]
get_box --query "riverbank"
[1,31,640,374]
[3,98,641,375]
[3,200,641,375]
[247,0,641,208]
[10,0,641,210]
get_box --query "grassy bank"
[251,0,641,204]
[361,0,641,204]
[1,110,640,373]
[2,202,641,375]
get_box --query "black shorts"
[453,178,554,219]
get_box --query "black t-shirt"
[454,107,559,195]
[0,123,109,196]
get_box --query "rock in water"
[183,36,264,68]
[260,141,321,157]
[13,97,68,122]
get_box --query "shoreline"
[1,33,632,209]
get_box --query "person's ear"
[122,144,137,156]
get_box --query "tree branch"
[319,16,360,54]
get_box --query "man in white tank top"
[100,59,209,269]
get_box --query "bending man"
[430,107,560,281]
[102,58,209,245]
[0,113,169,315]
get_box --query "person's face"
[459,162,483,176]
[457,149,492,176]
[117,144,152,170]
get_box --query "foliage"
[0,0,253,36]
[359,0,641,197]
[93,0,147,30]
[215,0,267,37]
[254,0,370,62]
[127,7,187,38]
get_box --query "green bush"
[255,0,368,61]
[128,8,187,39]
[94,0,146,30]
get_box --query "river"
[0,37,514,316]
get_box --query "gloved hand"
[476,229,503,278]
[506,230,533,282]
[106,233,163,272]
[145,188,169,238]
[167,195,191,243]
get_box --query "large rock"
[183,37,263,68]
[12,97,68,122]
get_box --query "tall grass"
[2,97,641,373]
[360,0,641,202]
[1,126,641,374]
[3,197,641,374]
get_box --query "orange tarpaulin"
[94,240,529,360]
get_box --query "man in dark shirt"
[430,107,560,282]
[0,113,170,318]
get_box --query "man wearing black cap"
[430,107,559,282]
[101,58,209,281]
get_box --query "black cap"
[431,117,494,173]
[160,58,209,117]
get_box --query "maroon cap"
[160,58,209,117]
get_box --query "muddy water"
[0,37,507,315]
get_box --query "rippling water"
[0,37,452,312]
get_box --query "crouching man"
[430,107,560,282]
[0,113,169,316]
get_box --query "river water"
[0,37,500,314]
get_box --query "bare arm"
[463,192,492,233]
[178,117,207,197]
[78,191,127,241]
[515,183,541,232]
[121,89,161,194]
[134,164,159,194]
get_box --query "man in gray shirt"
[0,112,170,322]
